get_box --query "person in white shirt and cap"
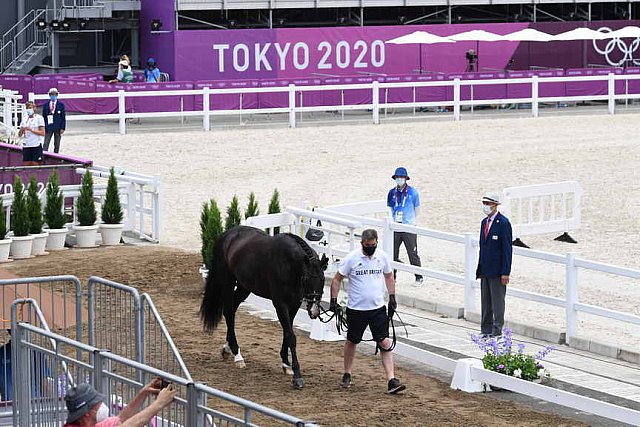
[476,192,513,339]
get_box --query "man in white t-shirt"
[18,101,45,165]
[329,229,406,394]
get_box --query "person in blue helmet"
[386,167,424,287]
[144,58,161,83]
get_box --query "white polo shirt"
[338,248,392,310]
[19,114,45,148]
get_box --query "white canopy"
[385,31,454,45]
[448,29,504,42]
[608,26,640,39]
[501,28,554,42]
[552,27,612,41]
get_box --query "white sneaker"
[411,278,425,288]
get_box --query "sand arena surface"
[63,114,640,347]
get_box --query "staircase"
[1,9,48,74]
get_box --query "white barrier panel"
[501,181,582,238]
[323,200,388,217]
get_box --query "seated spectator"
[143,58,161,83]
[64,378,176,427]
[109,55,134,84]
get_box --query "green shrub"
[11,176,30,237]
[245,192,260,219]
[200,199,223,269]
[225,195,242,231]
[77,170,96,226]
[27,176,44,234]
[101,167,123,224]
[0,198,7,240]
[268,188,281,234]
[44,171,67,229]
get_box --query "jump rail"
[26,73,640,134]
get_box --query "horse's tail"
[199,233,229,332]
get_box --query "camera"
[465,50,477,61]
[159,378,171,389]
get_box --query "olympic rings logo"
[593,27,640,67]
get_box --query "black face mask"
[362,245,377,256]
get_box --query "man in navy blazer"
[476,192,513,338]
[41,87,66,153]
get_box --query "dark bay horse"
[199,225,328,389]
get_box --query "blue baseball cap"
[392,167,410,179]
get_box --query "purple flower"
[536,363,544,369]
[471,334,489,354]
[517,343,525,354]
[488,338,501,355]
[535,345,555,360]
[497,364,505,370]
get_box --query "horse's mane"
[283,233,317,261]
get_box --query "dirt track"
[4,245,585,427]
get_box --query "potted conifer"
[0,198,12,262]
[199,199,223,286]
[100,167,124,245]
[74,170,98,248]
[225,195,242,231]
[44,170,68,251]
[245,192,260,219]
[27,176,49,256]
[268,188,281,234]
[10,176,33,259]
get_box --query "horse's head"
[302,254,329,319]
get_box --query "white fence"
[0,165,161,243]
[501,181,582,238]
[0,89,23,141]
[245,206,640,347]
[26,72,640,134]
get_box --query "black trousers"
[393,231,422,280]
[44,131,62,153]
[480,276,506,336]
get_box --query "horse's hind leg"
[224,303,245,368]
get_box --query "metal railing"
[11,307,317,426]
[1,9,48,73]
[27,72,640,134]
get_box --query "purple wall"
[140,0,175,75]
[0,143,92,195]
[169,20,640,81]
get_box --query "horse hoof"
[292,378,305,389]
[221,349,231,361]
[282,366,294,376]
[235,360,246,369]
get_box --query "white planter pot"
[0,238,12,262]
[46,228,68,251]
[100,223,124,246]
[74,224,99,248]
[10,235,34,259]
[31,231,49,256]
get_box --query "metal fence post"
[565,252,579,341]
[463,232,477,313]
[453,78,461,121]
[118,90,126,135]
[531,75,539,118]
[608,73,615,115]
[288,84,296,128]
[12,322,31,426]
[92,350,109,395]
[372,80,380,124]
[202,87,210,131]
[186,383,198,426]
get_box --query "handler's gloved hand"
[329,298,338,313]
[388,294,397,319]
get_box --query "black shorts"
[23,145,43,162]
[346,306,389,344]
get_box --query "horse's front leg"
[275,305,304,389]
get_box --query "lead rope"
[317,305,409,353]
